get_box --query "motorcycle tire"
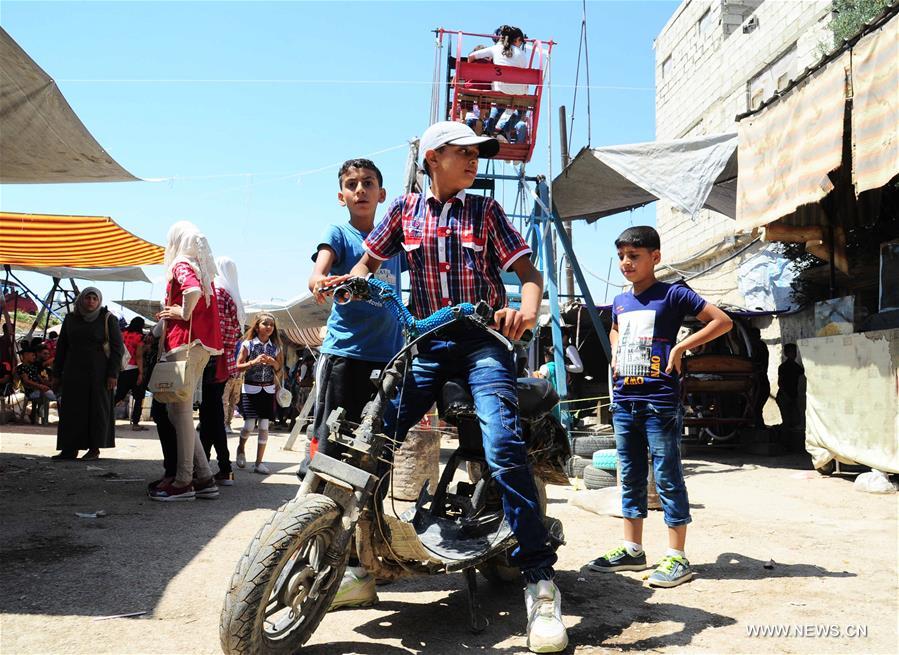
[571,434,617,458]
[221,493,345,655]
[583,465,617,490]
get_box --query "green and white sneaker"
[647,554,694,587]
[525,580,569,653]
[328,566,378,610]
[588,545,647,572]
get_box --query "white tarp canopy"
[12,265,151,283]
[552,132,738,222]
[244,293,333,333]
[0,27,138,184]
[120,295,332,345]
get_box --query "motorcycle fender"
[308,452,377,494]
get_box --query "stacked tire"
[567,434,616,485]
[583,448,617,490]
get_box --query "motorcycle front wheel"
[220,493,345,655]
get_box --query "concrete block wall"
[653,0,833,265]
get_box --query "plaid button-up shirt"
[215,286,243,378]
[364,189,531,318]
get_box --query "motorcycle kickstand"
[464,567,489,633]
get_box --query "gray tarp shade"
[552,133,738,222]
[13,265,151,283]
[0,27,137,184]
[119,299,162,322]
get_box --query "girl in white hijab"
[150,221,222,502]
[164,221,217,304]
[214,256,246,327]
[214,256,247,439]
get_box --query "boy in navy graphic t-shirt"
[588,226,733,588]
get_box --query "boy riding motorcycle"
[347,122,568,653]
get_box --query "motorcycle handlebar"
[321,276,533,344]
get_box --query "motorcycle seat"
[437,377,559,426]
[516,377,559,419]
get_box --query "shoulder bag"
[148,318,194,403]
[100,311,131,369]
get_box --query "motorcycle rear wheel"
[220,494,345,655]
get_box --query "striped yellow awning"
[852,13,899,195]
[736,52,850,231]
[0,211,164,267]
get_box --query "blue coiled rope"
[366,277,476,338]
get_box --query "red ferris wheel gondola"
[436,29,555,164]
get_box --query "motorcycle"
[220,277,571,655]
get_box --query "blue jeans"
[383,324,556,582]
[611,400,691,527]
[484,106,529,143]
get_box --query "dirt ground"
[1,419,897,655]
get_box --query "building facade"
[653,0,835,424]
[654,0,833,292]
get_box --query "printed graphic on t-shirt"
[617,310,657,385]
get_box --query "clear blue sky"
[2,0,677,310]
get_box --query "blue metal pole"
[549,208,613,362]
[535,181,568,403]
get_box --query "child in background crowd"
[17,345,55,424]
[114,317,147,431]
[235,312,283,475]
[467,25,532,143]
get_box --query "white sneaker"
[525,580,568,653]
[236,451,246,468]
[253,462,271,475]
[328,566,378,610]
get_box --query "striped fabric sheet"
[736,52,850,232]
[851,14,899,195]
[0,211,164,267]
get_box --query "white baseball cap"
[417,121,499,170]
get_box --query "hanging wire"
[582,0,593,146]
[580,263,628,288]
[569,0,594,147]
[569,22,584,146]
